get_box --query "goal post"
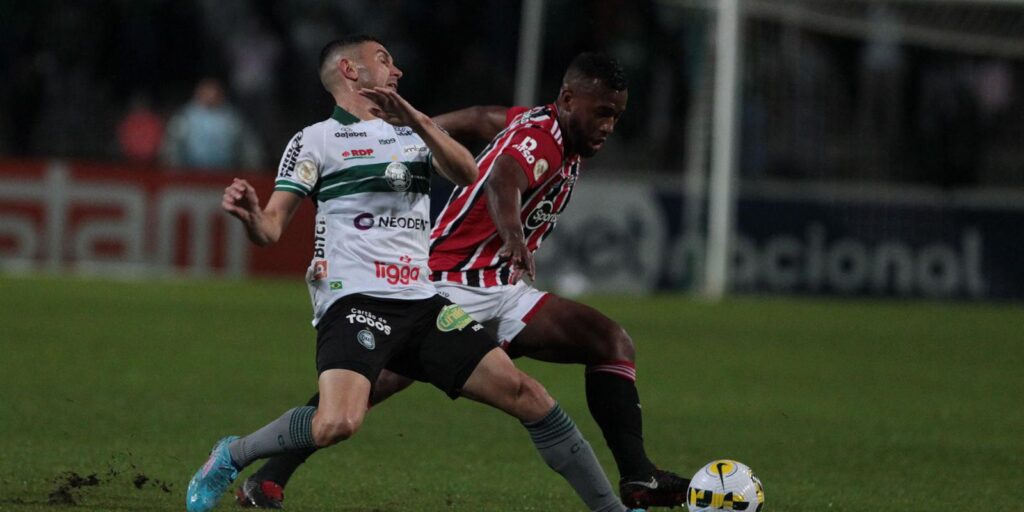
[704,0,743,300]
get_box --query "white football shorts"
[433,280,550,348]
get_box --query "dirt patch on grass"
[49,472,101,505]
[46,459,174,505]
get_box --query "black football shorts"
[315,293,498,398]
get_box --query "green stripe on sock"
[289,406,316,449]
[524,405,577,444]
[530,422,576,445]
[523,403,564,429]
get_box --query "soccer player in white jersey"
[183,35,634,512]
[238,53,690,511]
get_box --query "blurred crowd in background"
[0,0,1021,188]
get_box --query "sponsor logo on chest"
[353,212,429,231]
[335,128,368,138]
[525,200,558,230]
[343,148,375,160]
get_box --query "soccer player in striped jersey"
[184,35,632,512]
[432,52,688,510]
[239,53,687,510]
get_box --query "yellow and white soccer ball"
[687,459,765,511]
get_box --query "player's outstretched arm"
[359,86,479,186]
[486,155,535,283]
[222,178,303,246]
[432,106,508,146]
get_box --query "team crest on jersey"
[436,304,473,332]
[356,329,376,350]
[295,160,317,186]
[533,159,548,180]
[384,162,411,191]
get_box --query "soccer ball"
[687,459,765,511]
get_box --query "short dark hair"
[563,52,628,92]
[318,34,386,71]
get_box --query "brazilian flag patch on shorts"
[436,304,473,332]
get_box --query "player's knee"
[313,413,363,446]
[594,324,635,362]
[614,327,636,360]
[515,373,555,420]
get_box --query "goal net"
[673,0,1024,298]
[732,0,1024,186]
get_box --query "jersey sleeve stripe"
[274,180,310,196]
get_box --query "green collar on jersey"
[331,105,361,126]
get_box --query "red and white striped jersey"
[430,104,582,287]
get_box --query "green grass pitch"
[1,275,1021,511]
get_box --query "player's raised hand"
[359,86,423,127]
[499,237,536,284]
[222,178,261,224]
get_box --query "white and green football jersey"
[275,106,438,325]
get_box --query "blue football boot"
[186,436,241,512]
